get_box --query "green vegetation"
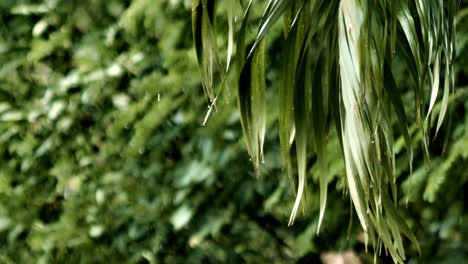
[0,0,466,263]
[193,0,467,263]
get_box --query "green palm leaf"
[192,0,460,262]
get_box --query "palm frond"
[192,0,460,262]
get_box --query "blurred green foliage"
[0,0,466,263]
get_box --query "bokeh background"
[0,0,466,263]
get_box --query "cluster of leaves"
[193,0,467,263]
[0,0,466,263]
